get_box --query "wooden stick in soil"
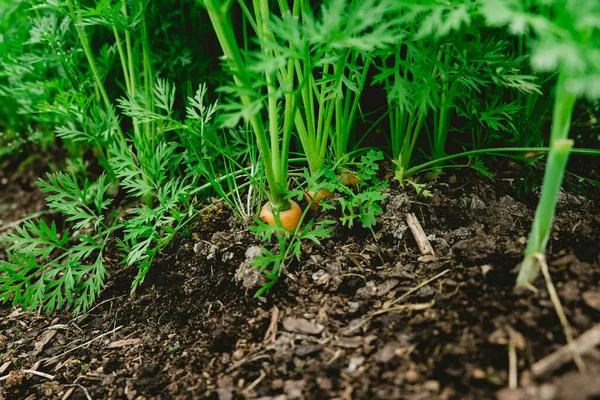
[225,349,270,374]
[0,361,10,374]
[263,306,280,344]
[406,212,435,257]
[64,384,93,400]
[0,369,55,382]
[531,324,600,377]
[243,371,267,395]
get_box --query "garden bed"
[2,165,599,400]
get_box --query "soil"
[1,161,600,400]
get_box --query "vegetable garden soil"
[2,162,600,400]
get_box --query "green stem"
[121,1,141,142]
[550,77,576,145]
[517,139,573,286]
[402,100,428,174]
[403,146,598,177]
[432,46,453,161]
[334,52,370,164]
[137,0,155,144]
[203,0,285,210]
[517,69,577,287]
[112,27,132,96]
[65,0,124,139]
[281,52,297,185]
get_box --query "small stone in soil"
[348,301,360,313]
[496,388,525,400]
[295,344,323,356]
[374,343,398,363]
[318,377,333,391]
[271,379,284,390]
[480,264,493,276]
[282,317,324,335]
[404,369,420,383]
[416,284,436,298]
[235,246,266,289]
[472,368,487,379]
[376,279,399,296]
[346,355,365,373]
[356,281,378,299]
[312,270,330,286]
[424,381,440,393]
[284,380,305,400]
[336,336,364,349]
[232,349,244,360]
[583,290,600,311]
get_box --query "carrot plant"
[272,0,395,172]
[0,0,78,161]
[203,0,299,229]
[480,0,600,286]
[325,150,388,231]
[203,0,397,222]
[373,36,435,181]
[198,125,265,224]
[377,1,542,181]
[0,0,226,313]
[0,79,226,313]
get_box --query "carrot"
[303,170,357,210]
[339,171,360,186]
[259,200,302,231]
[303,188,333,209]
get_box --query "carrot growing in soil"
[303,167,361,210]
[202,0,300,231]
[303,189,333,208]
[259,200,302,232]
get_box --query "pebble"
[404,369,420,382]
[232,349,244,360]
[346,355,365,373]
[424,380,440,392]
[583,290,600,311]
[282,317,324,335]
[348,301,360,313]
[374,343,398,363]
[472,368,486,379]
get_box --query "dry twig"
[243,371,266,394]
[44,325,123,364]
[0,369,55,382]
[263,306,279,344]
[384,269,449,309]
[406,212,435,257]
[532,324,600,377]
[535,253,586,373]
[64,384,93,400]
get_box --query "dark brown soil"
[1,165,600,400]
